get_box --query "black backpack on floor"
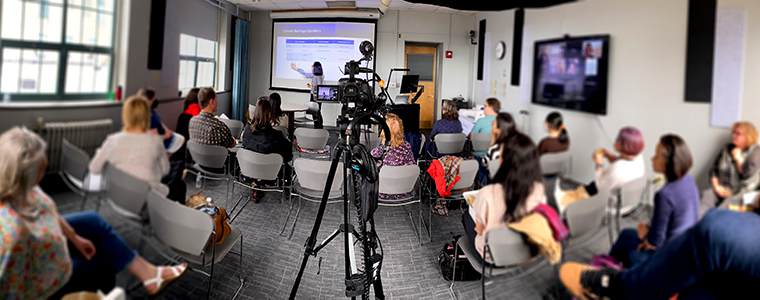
[437,234,482,281]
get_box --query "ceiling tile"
[275,2,304,9]
[249,3,280,10]
[411,3,438,11]
[297,1,328,8]
[271,0,298,2]
[388,1,413,9]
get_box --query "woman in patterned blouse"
[0,128,186,298]
[371,113,416,200]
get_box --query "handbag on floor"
[186,194,232,247]
[438,235,482,281]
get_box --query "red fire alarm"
[445,51,453,59]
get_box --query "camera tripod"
[289,114,391,300]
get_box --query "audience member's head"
[198,87,217,112]
[252,97,272,132]
[484,98,501,115]
[137,87,157,108]
[491,112,517,145]
[312,61,323,76]
[268,92,283,124]
[442,100,459,121]
[380,113,405,148]
[492,133,543,223]
[183,87,201,112]
[654,134,692,182]
[731,121,758,149]
[122,96,151,133]
[545,111,568,144]
[0,127,47,205]
[616,126,645,157]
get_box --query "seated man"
[468,98,500,137]
[188,87,236,149]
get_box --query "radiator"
[38,118,113,174]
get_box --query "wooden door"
[404,45,437,129]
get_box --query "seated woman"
[89,96,171,196]
[0,127,186,299]
[482,112,518,180]
[426,99,463,157]
[462,133,545,265]
[173,87,201,162]
[538,111,570,155]
[370,113,416,200]
[555,127,645,212]
[241,100,293,201]
[700,121,760,215]
[268,92,289,127]
[609,134,699,267]
[138,87,179,152]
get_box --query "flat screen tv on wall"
[531,35,610,115]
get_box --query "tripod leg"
[289,145,345,300]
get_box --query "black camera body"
[336,41,387,118]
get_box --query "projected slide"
[271,21,376,91]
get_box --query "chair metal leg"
[449,241,459,300]
[288,196,302,239]
[207,241,217,300]
[280,191,295,236]
[81,191,88,211]
[231,235,245,300]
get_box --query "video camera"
[337,41,389,119]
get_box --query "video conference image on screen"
[532,36,609,115]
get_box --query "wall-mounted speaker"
[147,0,167,70]
[510,8,524,86]
[684,0,716,102]
[477,19,486,80]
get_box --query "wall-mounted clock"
[495,41,507,60]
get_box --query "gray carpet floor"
[43,131,647,300]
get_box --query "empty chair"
[378,164,420,203]
[470,133,492,154]
[145,190,244,300]
[230,149,287,221]
[450,227,543,299]
[281,158,345,239]
[60,138,104,211]
[104,163,151,253]
[220,119,245,140]
[434,133,467,156]
[611,176,648,241]
[540,152,572,178]
[294,102,320,125]
[186,140,230,206]
[295,128,329,150]
[563,189,609,253]
[421,159,479,243]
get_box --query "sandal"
[144,263,188,296]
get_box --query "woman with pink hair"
[555,127,646,212]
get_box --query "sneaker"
[559,262,623,300]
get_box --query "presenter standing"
[291,61,325,128]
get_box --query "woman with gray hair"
[0,127,186,298]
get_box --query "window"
[0,0,116,100]
[178,34,217,92]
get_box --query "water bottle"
[204,197,217,216]
[195,175,202,189]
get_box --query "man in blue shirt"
[138,87,176,150]
[469,98,500,138]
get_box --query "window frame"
[178,34,217,92]
[0,0,117,101]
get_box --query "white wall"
[247,10,475,126]
[472,0,760,189]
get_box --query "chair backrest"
[485,227,534,267]
[104,163,151,217]
[453,159,479,190]
[540,152,571,176]
[619,176,648,208]
[359,131,381,150]
[61,138,90,181]
[274,126,288,138]
[305,102,320,115]
[295,128,329,150]
[294,158,344,192]
[237,149,283,180]
[379,164,420,194]
[470,133,492,153]
[418,133,427,158]
[435,133,466,155]
[220,119,244,139]
[187,140,228,169]
[146,190,214,256]
[565,189,609,238]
